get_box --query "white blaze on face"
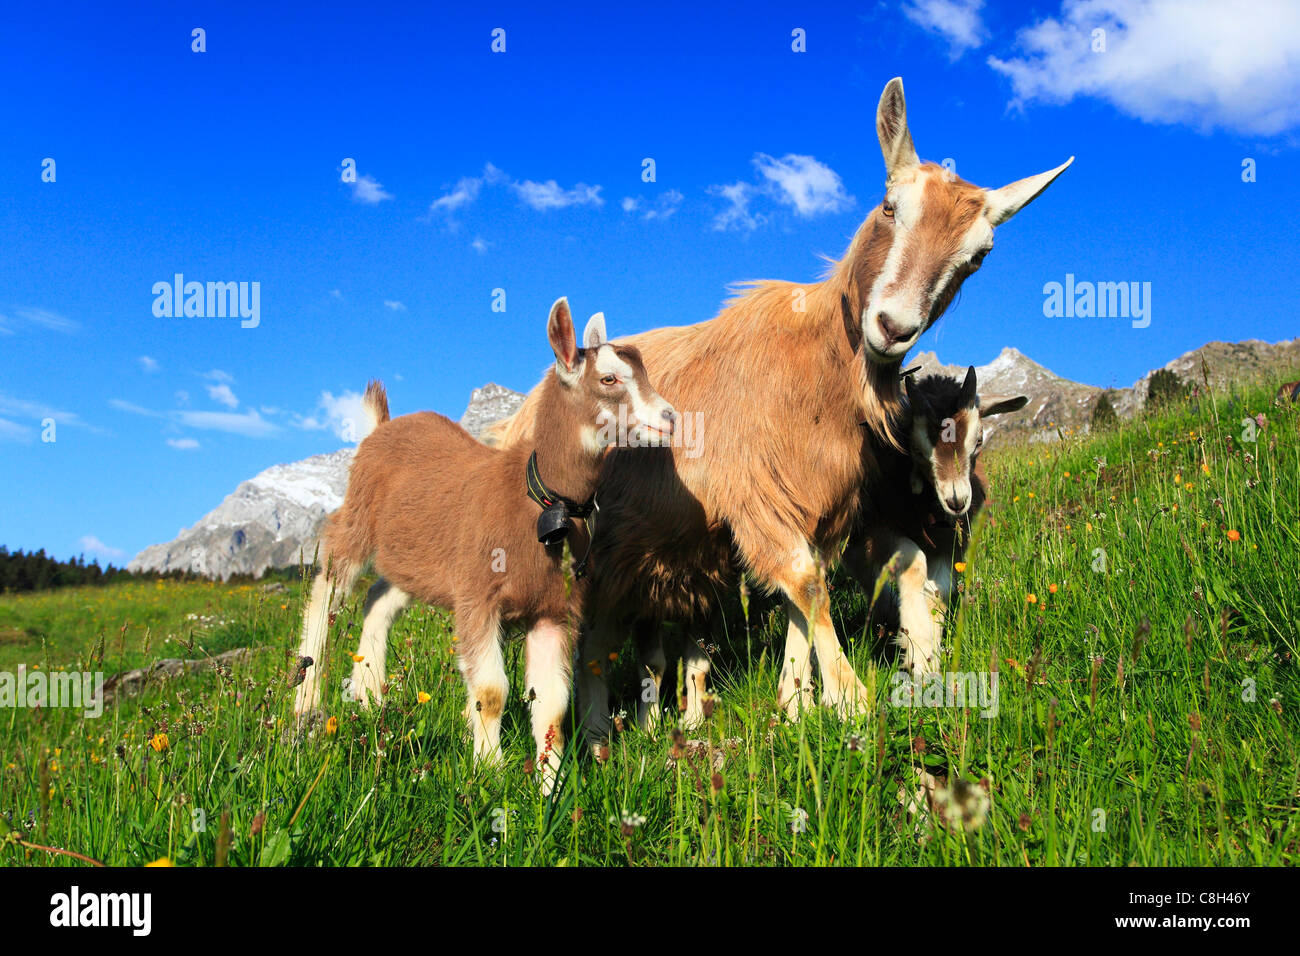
[862,168,995,363]
[913,409,981,518]
[594,344,676,446]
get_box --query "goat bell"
[537,504,572,546]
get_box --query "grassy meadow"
[1,380,1297,867]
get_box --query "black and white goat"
[843,366,1027,675]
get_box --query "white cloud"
[626,190,685,221]
[902,0,988,57]
[112,397,280,438]
[202,369,234,384]
[512,178,603,211]
[296,390,369,443]
[708,182,763,232]
[138,355,159,373]
[109,398,158,418]
[0,306,78,333]
[430,163,604,220]
[429,164,509,225]
[384,300,407,311]
[175,389,190,406]
[0,393,90,430]
[0,417,32,442]
[753,154,852,217]
[206,382,239,408]
[470,237,489,254]
[988,0,1300,136]
[351,174,393,204]
[329,289,343,300]
[176,409,278,438]
[167,437,200,450]
[709,154,851,231]
[77,535,126,561]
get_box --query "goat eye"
[600,374,617,386]
[882,200,895,219]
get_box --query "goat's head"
[856,78,1073,364]
[906,366,1028,517]
[546,297,677,452]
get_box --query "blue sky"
[2,0,1298,563]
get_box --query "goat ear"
[985,157,1074,226]
[904,374,927,415]
[546,297,578,373]
[877,77,919,183]
[582,312,607,350]
[980,394,1030,417]
[960,365,978,407]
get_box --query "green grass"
[1,382,1297,866]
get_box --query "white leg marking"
[349,580,410,707]
[293,562,359,718]
[458,615,509,768]
[526,620,573,796]
[680,641,711,730]
[894,539,939,677]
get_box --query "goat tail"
[361,379,390,437]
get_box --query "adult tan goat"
[489,78,1071,737]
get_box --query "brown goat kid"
[292,298,676,793]
[843,367,1027,674]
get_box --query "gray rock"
[459,382,526,438]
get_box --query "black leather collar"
[525,450,595,578]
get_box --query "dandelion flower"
[149,733,169,753]
[953,562,967,573]
[1201,462,1210,475]
[1226,529,1241,542]
[145,857,173,867]
[1048,584,1058,594]
[352,654,364,663]
[417,691,431,704]
[326,716,340,735]
[1026,593,1038,604]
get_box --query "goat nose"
[947,494,968,513]
[877,311,906,346]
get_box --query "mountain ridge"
[128,338,1298,578]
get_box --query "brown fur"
[1277,380,1300,403]
[494,165,997,726]
[294,301,671,787]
